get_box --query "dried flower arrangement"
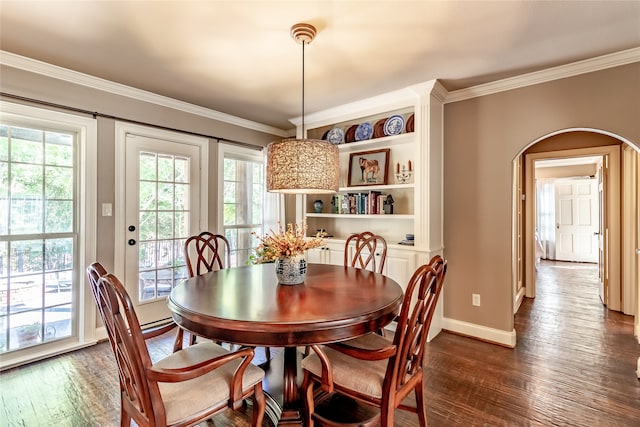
[251,222,325,264]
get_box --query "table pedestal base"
[260,347,304,426]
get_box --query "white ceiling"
[1,1,639,131]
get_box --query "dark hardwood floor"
[1,260,638,426]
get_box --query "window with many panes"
[220,144,279,267]
[223,155,263,266]
[0,123,76,353]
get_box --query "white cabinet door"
[308,242,345,265]
[384,249,416,291]
[325,243,345,265]
[306,247,324,264]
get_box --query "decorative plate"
[384,115,405,136]
[373,119,387,139]
[326,127,344,144]
[355,122,373,141]
[345,124,358,143]
[406,113,415,132]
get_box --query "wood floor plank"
[1,260,638,426]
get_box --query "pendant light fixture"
[266,23,339,194]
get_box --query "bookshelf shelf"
[305,213,414,219]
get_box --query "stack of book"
[330,191,388,215]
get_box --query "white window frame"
[0,101,97,370]
[218,143,283,266]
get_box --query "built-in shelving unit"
[291,80,447,288]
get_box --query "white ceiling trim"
[0,50,290,138]
[445,47,640,103]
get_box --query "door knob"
[128,239,136,246]
[128,225,136,232]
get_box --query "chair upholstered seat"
[301,334,390,399]
[156,341,265,425]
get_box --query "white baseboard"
[441,317,517,348]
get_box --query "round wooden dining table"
[167,262,403,426]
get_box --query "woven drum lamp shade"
[266,138,339,194]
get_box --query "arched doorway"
[513,128,638,325]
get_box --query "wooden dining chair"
[183,232,271,359]
[344,231,387,274]
[184,232,231,276]
[183,232,230,345]
[301,255,447,427]
[345,231,389,337]
[86,263,266,427]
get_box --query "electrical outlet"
[472,294,481,306]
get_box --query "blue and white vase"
[275,254,307,285]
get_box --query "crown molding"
[292,83,436,128]
[0,50,289,137]
[445,47,640,103]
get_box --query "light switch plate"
[101,203,112,217]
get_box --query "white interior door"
[598,159,607,305]
[123,134,203,325]
[554,178,598,263]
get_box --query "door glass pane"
[157,183,174,210]
[138,152,190,302]
[157,154,173,182]
[175,183,188,210]
[139,181,156,210]
[157,213,174,239]
[174,211,189,238]
[139,152,156,180]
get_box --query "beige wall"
[1,64,279,274]
[443,62,640,333]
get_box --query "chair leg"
[120,408,131,427]
[173,328,184,352]
[264,346,271,360]
[415,383,428,427]
[301,373,315,427]
[380,401,394,427]
[251,382,266,427]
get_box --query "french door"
[118,126,206,326]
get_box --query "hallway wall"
[443,62,640,337]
